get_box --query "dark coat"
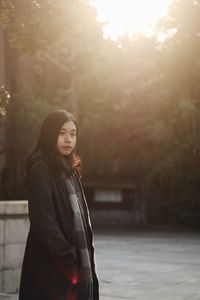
[19,159,99,300]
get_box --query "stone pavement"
[1,229,200,300]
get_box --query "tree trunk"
[2,31,22,199]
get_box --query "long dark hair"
[24,110,81,178]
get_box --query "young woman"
[19,110,99,300]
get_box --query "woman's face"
[57,121,77,156]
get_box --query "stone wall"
[0,201,29,294]
[91,209,136,227]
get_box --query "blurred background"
[1,0,200,229]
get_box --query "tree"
[0,0,104,198]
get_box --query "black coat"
[19,159,99,300]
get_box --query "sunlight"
[91,0,171,40]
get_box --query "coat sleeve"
[27,160,77,269]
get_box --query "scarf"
[64,171,93,299]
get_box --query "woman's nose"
[64,135,71,143]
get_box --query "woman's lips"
[62,146,72,150]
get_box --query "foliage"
[1,0,200,226]
[0,86,10,117]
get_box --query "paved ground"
[96,229,200,300]
[1,229,200,300]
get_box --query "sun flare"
[92,0,171,40]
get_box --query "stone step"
[0,294,18,300]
